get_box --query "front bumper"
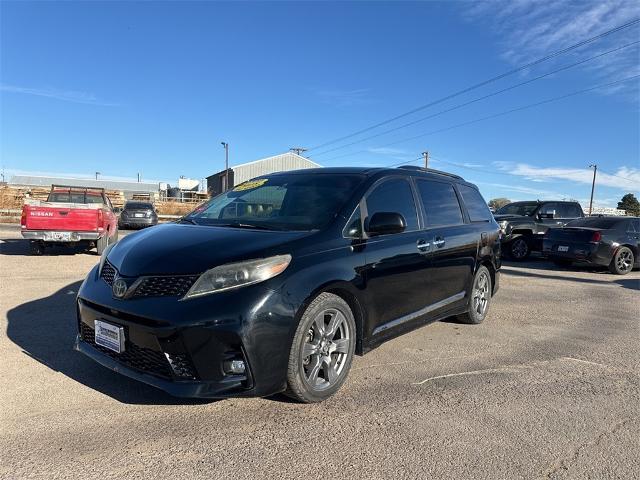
[22,230,101,242]
[75,265,296,398]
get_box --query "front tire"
[285,293,356,403]
[609,247,634,275]
[457,266,492,325]
[508,236,530,260]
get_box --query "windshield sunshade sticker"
[233,179,268,192]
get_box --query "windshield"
[125,202,153,210]
[186,173,364,231]
[566,217,623,229]
[495,202,539,216]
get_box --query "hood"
[107,223,312,276]
[493,214,530,222]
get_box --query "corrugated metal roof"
[9,174,160,193]
[231,152,321,184]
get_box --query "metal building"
[9,174,162,200]
[206,152,321,196]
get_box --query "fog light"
[225,359,246,375]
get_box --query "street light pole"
[95,171,101,181]
[221,142,229,192]
[588,164,597,216]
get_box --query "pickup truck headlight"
[498,221,509,233]
[183,254,292,299]
[98,243,115,275]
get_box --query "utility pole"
[221,142,229,192]
[137,172,141,183]
[290,147,307,156]
[422,151,429,169]
[95,171,101,181]
[588,164,597,216]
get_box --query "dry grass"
[155,201,203,216]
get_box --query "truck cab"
[494,201,584,260]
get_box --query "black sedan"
[543,216,640,275]
[118,201,158,229]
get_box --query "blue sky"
[1,1,638,207]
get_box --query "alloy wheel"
[301,308,351,391]
[472,271,490,316]
[511,238,528,259]
[617,249,633,272]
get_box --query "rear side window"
[557,203,582,218]
[458,185,492,222]
[365,178,418,232]
[416,180,463,227]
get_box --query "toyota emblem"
[112,277,128,298]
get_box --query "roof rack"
[396,165,463,180]
[51,184,106,192]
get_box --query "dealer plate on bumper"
[45,231,72,241]
[94,320,125,353]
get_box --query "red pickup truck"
[21,185,118,255]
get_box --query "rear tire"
[507,236,530,260]
[457,266,492,325]
[96,232,109,255]
[608,247,634,275]
[285,293,356,403]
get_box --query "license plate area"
[134,213,144,218]
[557,246,569,252]
[94,320,125,353]
[46,231,72,241]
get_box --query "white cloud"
[462,0,640,99]
[494,161,640,191]
[0,84,119,106]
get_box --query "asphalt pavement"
[1,226,638,479]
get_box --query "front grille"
[80,322,175,379]
[132,276,198,298]
[100,260,198,298]
[101,261,116,286]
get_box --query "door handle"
[417,240,430,252]
[433,237,445,248]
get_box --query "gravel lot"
[1,225,638,479]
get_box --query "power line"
[307,18,640,152]
[320,74,640,163]
[311,41,640,158]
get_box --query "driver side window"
[365,178,419,233]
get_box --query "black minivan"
[76,166,501,403]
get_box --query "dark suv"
[494,201,584,260]
[76,166,501,403]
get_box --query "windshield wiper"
[178,217,199,225]
[216,222,273,230]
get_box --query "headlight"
[98,242,115,275]
[499,221,509,232]
[183,254,292,299]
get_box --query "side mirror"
[366,212,406,236]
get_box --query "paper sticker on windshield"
[233,179,268,191]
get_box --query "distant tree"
[617,193,640,216]
[488,198,511,210]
